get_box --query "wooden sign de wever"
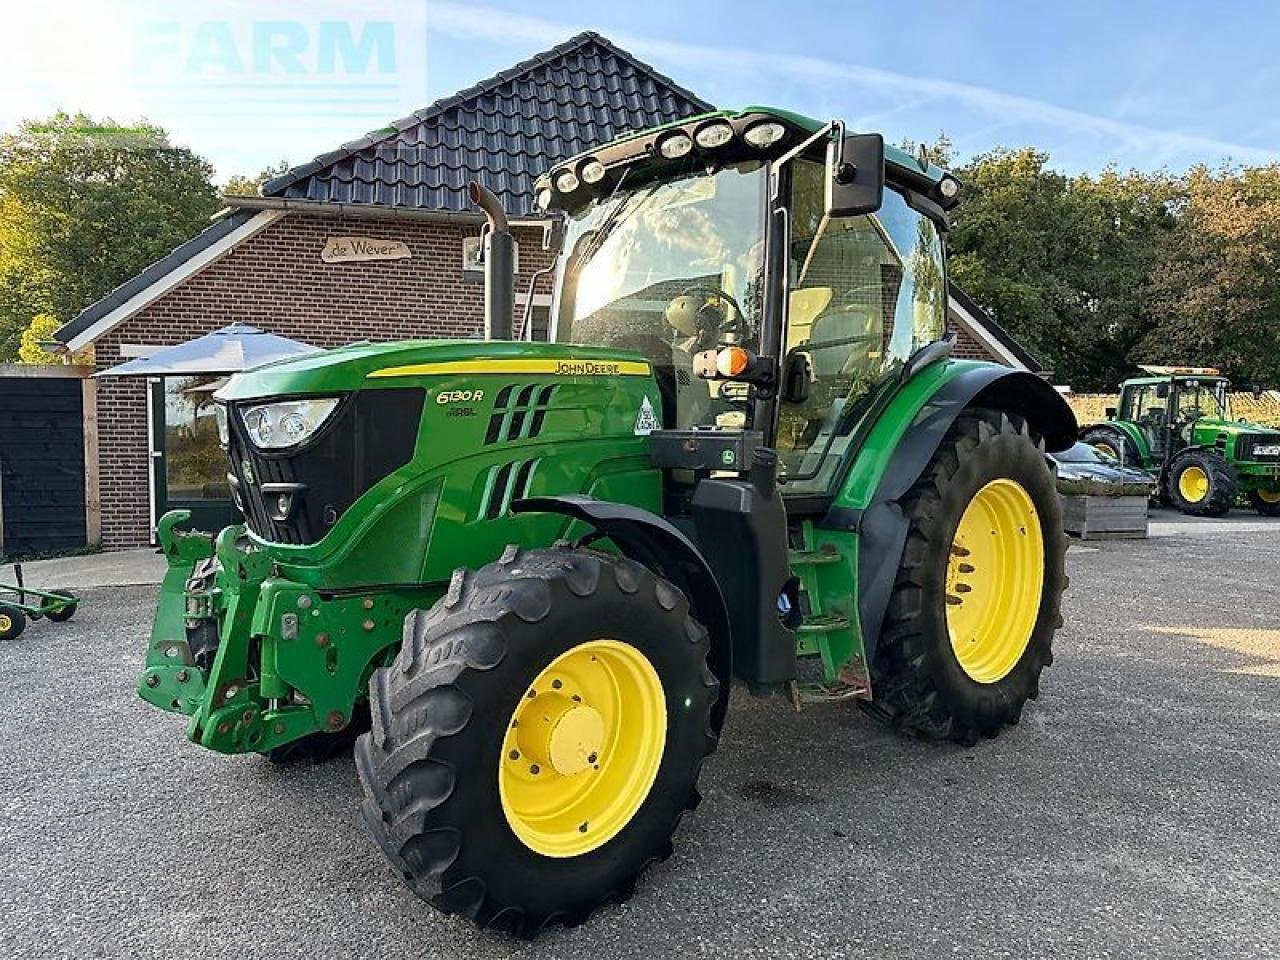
[321,237,412,263]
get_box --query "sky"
[4,0,1278,182]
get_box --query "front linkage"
[138,510,436,755]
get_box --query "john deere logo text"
[555,360,623,376]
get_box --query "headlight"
[694,121,734,149]
[579,158,606,184]
[657,132,693,159]
[554,170,580,193]
[744,121,786,149]
[213,403,229,448]
[240,398,340,450]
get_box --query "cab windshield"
[1177,379,1230,421]
[553,162,767,429]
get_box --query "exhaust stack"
[468,181,514,340]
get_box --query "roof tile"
[261,32,711,216]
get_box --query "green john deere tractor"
[139,108,1077,936]
[1081,365,1280,516]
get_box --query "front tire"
[356,547,718,937]
[1167,450,1237,516]
[1250,488,1280,517]
[862,408,1066,745]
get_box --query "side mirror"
[825,133,885,218]
[1104,406,1117,418]
[781,351,812,404]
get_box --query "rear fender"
[1081,419,1151,462]
[828,365,1076,666]
[512,494,733,732]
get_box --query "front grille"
[226,388,425,545]
[1238,433,1280,462]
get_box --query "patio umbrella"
[96,323,317,376]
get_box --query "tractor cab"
[538,110,956,505]
[1114,366,1232,459]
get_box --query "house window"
[462,236,520,275]
[163,376,230,501]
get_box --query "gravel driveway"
[2,511,1277,959]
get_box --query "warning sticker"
[634,396,658,436]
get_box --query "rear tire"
[356,546,718,937]
[1081,425,1140,466]
[1249,489,1280,517]
[45,588,77,622]
[1166,450,1236,517]
[861,408,1066,745]
[0,604,25,641]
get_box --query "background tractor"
[1081,365,1280,516]
[138,108,1076,936]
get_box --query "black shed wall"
[0,376,87,556]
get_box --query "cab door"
[775,162,947,502]
[1122,384,1169,459]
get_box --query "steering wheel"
[667,284,749,348]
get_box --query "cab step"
[788,548,842,567]
[797,612,851,634]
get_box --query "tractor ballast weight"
[138,106,1078,935]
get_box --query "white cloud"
[425,0,1280,168]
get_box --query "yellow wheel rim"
[945,479,1045,684]
[1178,465,1209,503]
[1258,488,1280,504]
[499,639,666,858]
[1093,441,1119,460]
[0,614,10,633]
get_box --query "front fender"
[512,494,733,732]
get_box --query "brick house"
[53,31,1041,549]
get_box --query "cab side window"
[778,161,946,497]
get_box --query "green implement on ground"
[0,563,77,641]
[139,107,1077,936]
[1080,365,1280,517]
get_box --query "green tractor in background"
[138,108,1076,936]
[1081,365,1280,516]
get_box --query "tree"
[946,148,1176,389]
[18,313,61,363]
[223,160,291,198]
[0,112,220,359]
[17,312,92,364]
[1144,164,1280,386]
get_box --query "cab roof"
[534,106,957,215]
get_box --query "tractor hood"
[1191,416,1280,440]
[216,339,654,402]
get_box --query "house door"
[148,376,241,538]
